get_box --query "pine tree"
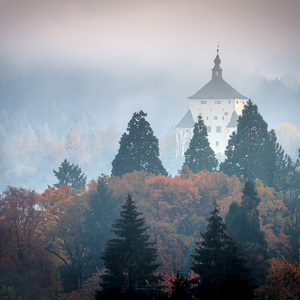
[220,99,291,191]
[53,158,87,190]
[169,271,191,300]
[97,194,160,300]
[226,180,269,287]
[111,110,168,177]
[191,202,254,300]
[182,114,218,173]
[82,175,118,276]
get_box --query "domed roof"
[214,54,221,65]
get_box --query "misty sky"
[0,0,300,134]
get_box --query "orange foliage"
[257,257,300,299]
[58,290,84,300]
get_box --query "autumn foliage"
[0,169,297,299]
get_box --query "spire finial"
[212,46,222,79]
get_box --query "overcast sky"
[1,0,299,75]
[0,0,299,134]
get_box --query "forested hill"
[0,170,297,299]
[0,66,300,192]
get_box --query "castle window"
[236,101,238,104]
[216,141,219,146]
[186,129,189,132]
[207,116,209,120]
[228,100,231,104]
[213,116,218,120]
[224,112,228,116]
[207,126,211,133]
[216,126,221,133]
[222,116,224,120]
[201,101,207,104]
[215,101,221,104]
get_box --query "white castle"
[176,49,248,163]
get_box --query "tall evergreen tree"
[97,194,160,300]
[82,175,118,277]
[282,149,300,259]
[220,99,291,190]
[53,158,87,190]
[191,202,254,300]
[226,180,269,287]
[111,110,168,177]
[182,114,218,173]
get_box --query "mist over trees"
[2,168,300,299]
[1,64,300,299]
[0,67,300,191]
[220,99,293,191]
[112,111,168,177]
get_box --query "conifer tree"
[226,180,269,287]
[191,202,254,300]
[111,110,168,177]
[169,271,191,300]
[182,114,218,173]
[220,99,291,190]
[82,175,117,276]
[53,158,87,190]
[96,194,160,300]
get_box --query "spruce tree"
[182,114,218,173]
[111,111,168,177]
[226,180,269,287]
[220,99,291,190]
[191,202,254,300]
[97,194,160,300]
[82,175,117,276]
[53,158,87,190]
[169,271,191,300]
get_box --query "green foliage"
[82,175,119,276]
[111,110,168,177]
[182,114,218,173]
[220,100,292,191]
[191,202,254,299]
[53,158,87,190]
[97,194,160,299]
[282,149,300,258]
[226,180,269,287]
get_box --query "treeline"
[1,168,300,299]
[1,101,300,299]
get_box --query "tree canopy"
[182,114,218,173]
[226,180,269,287]
[111,110,168,177]
[97,194,160,299]
[53,158,87,190]
[220,99,292,191]
[191,202,254,299]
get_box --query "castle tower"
[176,49,248,163]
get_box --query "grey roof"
[176,110,194,128]
[227,111,239,128]
[188,77,248,100]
